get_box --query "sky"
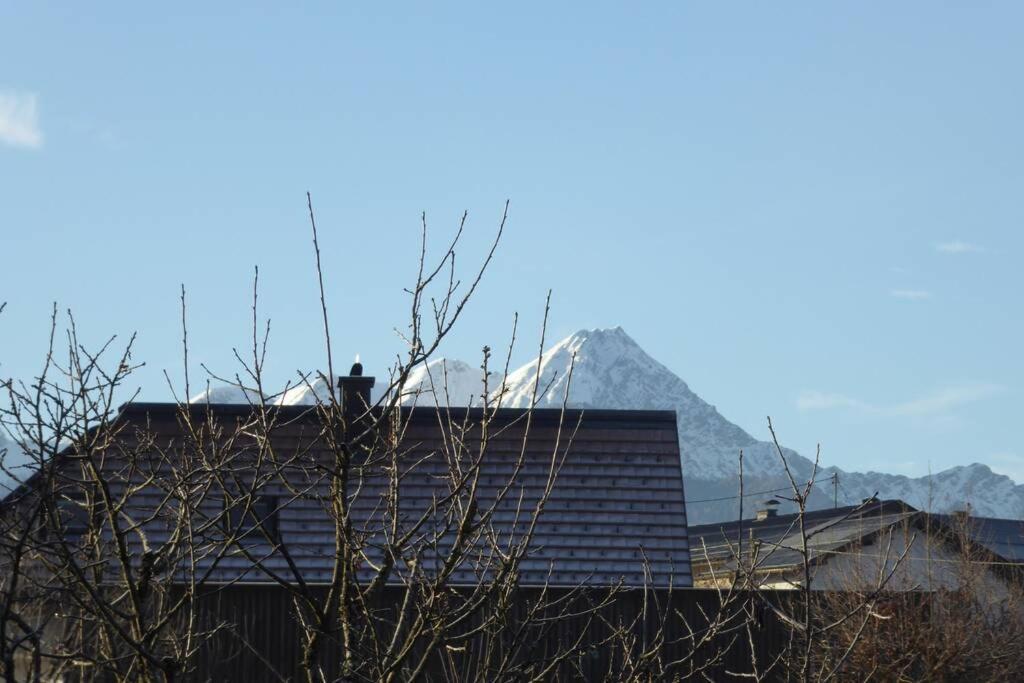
[1,3,1022,481]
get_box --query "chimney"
[952,505,972,522]
[755,499,780,522]
[337,357,375,421]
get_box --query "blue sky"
[2,3,1022,480]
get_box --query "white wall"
[805,526,1009,597]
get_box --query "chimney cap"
[337,363,375,421]
[755,499,781,521]
[952,505,972,518]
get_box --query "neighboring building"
[689,498,1024,591]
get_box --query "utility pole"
[832,472,839,509]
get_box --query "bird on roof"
[349,354,363,377]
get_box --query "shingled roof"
[934,513,1024,563]
[115,400,692,588]
[688,499,918,579]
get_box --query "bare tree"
[0,199,632,682]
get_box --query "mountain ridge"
[188,327,1023,523]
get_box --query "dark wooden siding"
[178,586,784,682]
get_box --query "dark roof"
[688,499,917,574]
[107,402,692,587]
[935,514,1024,563]
[120,402,681,423]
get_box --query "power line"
[687,486,791,505]
[687,479,842,506]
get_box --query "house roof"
[688,499,918,575]
[110,402,693,587]
[935,513,1024,563]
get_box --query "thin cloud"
[795,392,870,412]
[890,383,1003,416]
[935,241,984,254]
[0,90,43,148]
[890,289,931,300]
[797,383,1002,417]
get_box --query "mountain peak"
[562,326,637,349]
[537,328,648,372]
[497,325,705,412]
[571,325,629,339]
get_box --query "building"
[6,369,693,589]
[689,498,1024,591]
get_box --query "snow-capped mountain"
[275,375,335,406]
[399,359,492,407]
[492,327,1024,523]
[188,359,491,408]
[495,327,800,480]
[188,327,1024,523]
[831,464,1024,520]
[189,383,264,405]
[188,374,334,406]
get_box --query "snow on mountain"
[270,359,492,407]
[193,374,354,407]
[189,383,264,405]
[399,358,490,407]
[274,375,335,406]
[0,432,18,458]
[495,327,800,480]
[189,358,491,408]
[0,431,27,493]
[834,464,1024,520]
